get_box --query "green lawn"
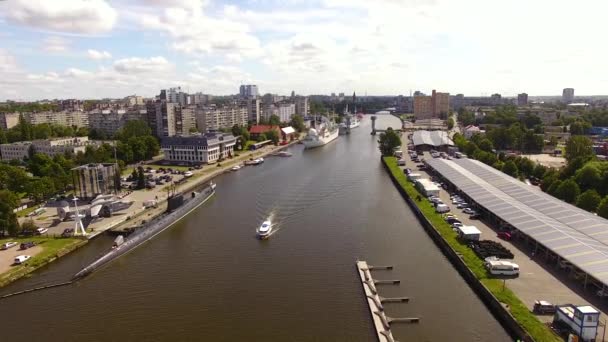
[0,237,85,287]
[16,206,40,218]
[383,156,560,342]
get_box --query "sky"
[0,0,607,101]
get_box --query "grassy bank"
[383,156,560,342]
[0,237,85,288]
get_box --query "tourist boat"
[231,165,242,171]
[277,151,292,157]
[303,120,339,149]
[256,220,273,239]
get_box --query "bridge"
[370,116,405,135]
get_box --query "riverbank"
[110,139,301,233]
[382,156,560,342]
[0,237,86,288]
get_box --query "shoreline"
[0,138,301,289]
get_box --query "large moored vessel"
[302,119,339,149]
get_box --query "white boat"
[349,118,360,129]
[231,165,242,171]
[257,220,273,239]
[183,171,193,178]
[303,120,339,149]
[277,151,292,157]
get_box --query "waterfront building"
[0,112,19,130]
[562,88,575,104]
[195,105,248,132]
[0,137,90,161]
[161,133,237,164]
[248,125,281,141]
[89,108,147,137]
[239,85,259,98]
[72,163,119,199]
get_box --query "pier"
[356,260,419,342]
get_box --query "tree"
[115,120,152,141]
[18,113,32,141]
[540,169,559,192]
[521,130,544,153]
[517,158,535,177]
[269,115,281,126]
[0,129,7,144]
[502,160,519,177]
[265,129,280,145]
[290,114,305,132]
[25,177,55,202]
[231,124,243,137]
[565,136,593,163]
[378,128,402,156]
[597,196,608,219]
[521,113,542,129]
[576,189,602,212]
[556,179,580,203]
[137,167,146,189]
[21,219,37,233]
[478,139,494,152]
[532,164,548,180]
[574,164,602,191]
[570,121,591,135]
[256,133,267,142]
[0,190,19,209]
[447,118,455,130]
[0,202,19,237]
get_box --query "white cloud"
[139,0,208,10]
[43,36,70,52]
[87,49,112,60]
[2,0,117,34]
[113,56,172,74]
[0,49,18,73]
[139,6,261,58]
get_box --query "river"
[0,114,510,342]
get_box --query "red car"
[497,231,512,240]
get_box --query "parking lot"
[0,244,43,275]
[401,137,608,336]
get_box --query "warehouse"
[426,157,608,294]
[411,130,454,152]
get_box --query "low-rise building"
[464,125,485,139]
[248,125,281,141]
[26,111,89,128]
[161,133,237,164]
[72,163,119,199]
[0,137,90,161]
[0,112,19,130]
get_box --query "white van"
[435,204,450,213]
[485,259,519,276]
[394,150,403,158]
[14,255,31,265]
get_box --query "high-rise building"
[166,87,189,106]
[562,88,575,104]
[89,108,147,137]
[414,96,433,120]
[190,92,212,105]
[175,105,196,136]
[294,96,309,116]
[246,98,261,124]
[517,93,528,106]
[414,89,449,120]
[451,94,465,111]
[155,102,177,137]
[239,85,259,98]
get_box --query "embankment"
[382,156,560,342]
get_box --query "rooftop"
[161,133,236,146]
[412,130,454,147]
[427,157,608,288]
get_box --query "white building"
[0,137,90,161]
[26,111,89,128]
[124,95,145,106]
[261,103,296,123]
[464,125,485,139]
[161,133,237,164]
[165,87,189,106]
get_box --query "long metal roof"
[426,158,608,286]
[412,131,454,147]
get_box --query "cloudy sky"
[0,0,606,101]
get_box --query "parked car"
[497,231,512,240]
[13,255,31,265]
[469,213,482,220]
[397,159,406,166]
[452,198,462,204]
[20,241,35,250]
[447,218,461,225]
[457,202,469,209]
[1,241,18,250]
[463,208,476,215]
[533,300,556,314]
[405,168,412,175]
[35,227,48,235]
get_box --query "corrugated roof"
[412,130,454,147]
[426,158,608,287]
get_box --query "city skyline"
[1,0,608,101]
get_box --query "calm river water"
[0,115,510,341]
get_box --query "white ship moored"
[303,120,339,149]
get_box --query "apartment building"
[0,112,19,130]
[294,96,309,116]
[26,111,89,128]
[414,89,450,120]
[0,137,90,161]
[161,133,237,164]
[196,105,248,132]
[89,109,147,137]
